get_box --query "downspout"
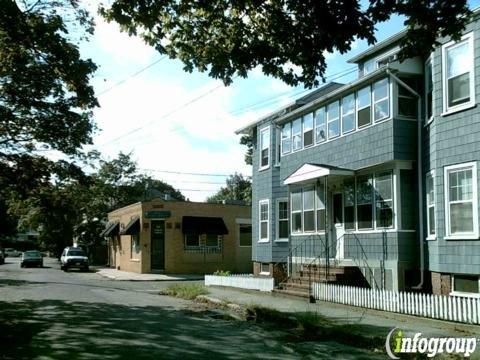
[386,69,424,290]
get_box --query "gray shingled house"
[236,12,480,297]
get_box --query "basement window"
[452,275,479,295]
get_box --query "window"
[315,107,326,143]
[342,94,355,134]
[327,101,340,139]
[445,162,478,237]
[259,200,269,241]
[277,200,289,240]
[275,128,281,165]
[259,127,270,169]
[344,180,355,230]
[398,77,418,118]
[131,235,140,259]
[373,78,390,121]
[425,58,433,121]
[426,172,436,238]
[316,182,326,232]
[375,172,394,228]
[303,187,315,232]
[357,175,373,229]
[206,234,220,247]
[442,33,474,113]
[292,118,302,151]
[239,224,252,247]
[363,59,375,75]
[453,275,479,295]
[281,123,292,155]
[260,263,270,274]
[357,86,371,128]
[377,53,398,67]
[185,233,200,247]
[303,113,314,147]
[291,190,302,233]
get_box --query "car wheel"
[83,266,89,272]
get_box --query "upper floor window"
[426,171,436,238]
[444,162,478,238]
[275,128,281,166]
[281,123,291,155]
[303,113,314,147]
[442,32,474,113]
[363,59,375,75]
[357,86,371,128]
[327,101,340,139]
[315,107,326,143]
[373,78,390,121]
[342,94,355,134]
[292,118,302,151]
[259,127,270,170]
[398,77,418,118]
[425,58,434,122]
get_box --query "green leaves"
[101,0,470,88]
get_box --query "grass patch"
[160,283,209,300]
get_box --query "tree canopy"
[207,173,251,204]
[101,0,471,88]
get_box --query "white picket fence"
[313,282,480,325]
[205,274,274,292]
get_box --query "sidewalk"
[204,286,480,338]
[97,268,204,281]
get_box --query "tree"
[207,173,251,204]
[0,1,97,198]
[100,1,471,88]
[240,135,253,166]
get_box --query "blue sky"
[80,1,480,201]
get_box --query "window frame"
[425,56,434,124]
[274,127,281,166]
[184,233,201,248]
[426,170,436,240]
[292,118,302,152]
[373,78,390,122]
[259,126,270,171]
[444,161,479,239]
[303,112,314,148]
[291,190,303,234]
[374,171,395,229]
[341,93,356,135]
[356,85,372,129]
[327,101,340,139]
[130,234,140,259]
[302,187,316,233]
[356,175,374,231]
[442,32,475,115]
[315,107,327,144]
[281,122,292,155]
[276,198,289,242]
[238,223,252,247]
[451,275,480,298]
[258,199,270,242]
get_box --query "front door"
[332,192,345,260]
[151,220,165,270]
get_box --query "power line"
[140,168,250,177]
[96,56,168,96]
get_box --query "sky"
[78,1,480,202]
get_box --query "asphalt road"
[0,257,382,360]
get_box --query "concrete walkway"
[96,268,204,281]
[204,286,480,338]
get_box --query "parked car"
[4,248,21,257]
[20,250,43,268]
[60,247,89,272]
[0,249,4,265]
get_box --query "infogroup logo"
[385,328,477,358]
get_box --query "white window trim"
[373,78,390,122]
[303,113,314,148]
[259,126,270,171]
[363,46,400,76]
[280,123,291,156]
[426,170,436,240]
[274,127,281,167]
[373,171,395,230]
[316,184,326,234]
[303,187,316,233]
[314,107,327,144]
[450,275,480,298]
[327,101,340,139]
[356,175,375,231]
[184,233,201,248]
[292,118,302,152]
[424,55,435,125]
[259,263,271,275]
[258,199,270,243]
[356,85,372,129]
[341,94,356,135]
[444,161,479,240]
[441,32,475,116]
[291,190,303,234]
[276,198,289,242]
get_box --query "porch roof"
[283,163,354,185]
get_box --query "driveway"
[0,257,382,359]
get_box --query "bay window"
[281,123,291,155]
[398,77,418,118]
[303,187,315,232]
[375,172,394,228]
[342,94,355,134]
[357,175,374,229]
[277,200,289,240]
[426,172,436,238]
[373,78,390,121]
[357,86,371,128]
[445,162,478,237]
[315,107,326,143]
[259,127,270,169]
[292,118,302,151]
[291,190,302,233]
[327,101,340,139]
[259,200,269,241]
[303,113,314,147]
[442,33,474,112]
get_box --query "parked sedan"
[20,250,43,268]
[5,248,21,257]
